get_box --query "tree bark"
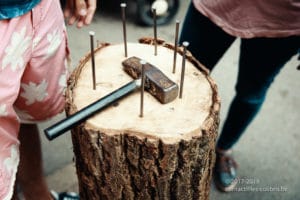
[71,122,218,200]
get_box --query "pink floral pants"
[0,0,69,199]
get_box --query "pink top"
[193,0,300,38]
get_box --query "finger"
[68,15,77,25]
[84,0,97,25]
[77,21,84,28]
[84,8,95,25]
[64,0,73,18]
[77,17,84,28]
[75,0,87,17]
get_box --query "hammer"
[44,56,178,140]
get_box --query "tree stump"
[66,38,220,200]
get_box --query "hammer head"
[122,56,178,104]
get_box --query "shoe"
[50,190,79,200]
[214,149,238,192]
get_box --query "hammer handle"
[44,80,140,140]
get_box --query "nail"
[173,20,180,73]
[121,3,128,57]
[153,8,157,56]
[89,31,96,90]
[179,41,189,99]
[140,60,146,118]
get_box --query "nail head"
[183,41,189,47]
[89,31,95,36]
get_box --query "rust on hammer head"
[122,56,178,104]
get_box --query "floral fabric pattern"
[0,145,19,200]
[21,80,49,105]
[0,0,69,199]
[2,27,32,71]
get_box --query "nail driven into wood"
[179,41,189,99]
[153,8,157,56]
[121,3,128,57]
[140,60,146,118]
[89,31,96,90]
[173,20,180,73]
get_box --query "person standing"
[0,0,96,199]
[180,0,300,192]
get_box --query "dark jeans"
[180,3,300,150]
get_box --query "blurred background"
[40,1,300,199]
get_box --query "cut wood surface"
[67,38,220,200]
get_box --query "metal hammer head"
[122,56,178,104]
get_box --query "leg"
[179,3,237,192]
[16,124,52,200]
[12,1,70,199]
[214,35,299,192]
[179,2,236,70]
[0,10,33,200]
[217,36,300,150]
[0,0,68,198]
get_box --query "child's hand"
[64,0,97,28]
